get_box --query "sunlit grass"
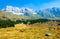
[0,22,60,39]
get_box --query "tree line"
[0,19,60,28]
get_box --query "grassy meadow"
[0,21,60,39]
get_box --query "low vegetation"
[0,21,60,39]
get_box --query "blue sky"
[0,0,60,10]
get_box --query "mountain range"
[1,6,60,20]
[0,6,60,28]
